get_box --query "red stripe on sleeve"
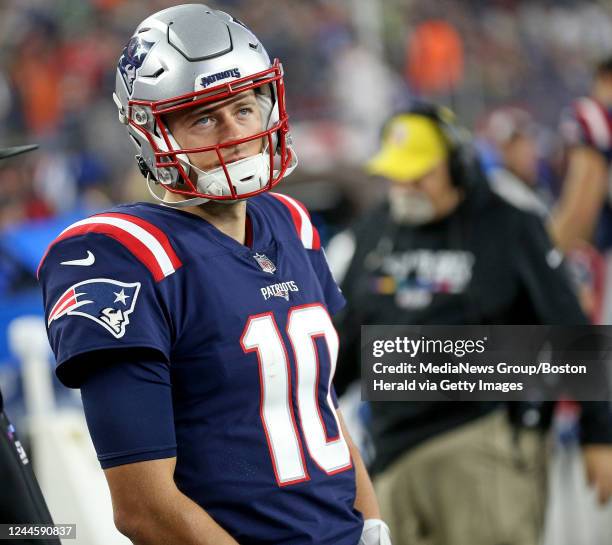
[96,213,182,269]
[38,224,165,281]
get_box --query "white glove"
[359,519,392,545]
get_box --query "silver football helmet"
[113,4,297,207]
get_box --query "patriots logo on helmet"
[48,278,141,339]
[199,68,241,89]
[119,36,155,95]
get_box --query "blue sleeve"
[80,352,177,468]
[308,248,346,316]
[39,234,174,387]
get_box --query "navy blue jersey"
[560,97,612,250]
[38,193,362,545]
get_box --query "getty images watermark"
[361,325,612,401]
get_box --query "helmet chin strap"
[146,176,211,208]
[147,149,298,209]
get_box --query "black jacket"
[333,178,612,473]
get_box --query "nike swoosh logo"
[61,251,95,266]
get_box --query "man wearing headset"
[329,105,612,545]
[0,145,60,545]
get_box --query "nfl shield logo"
[253,253,276,274]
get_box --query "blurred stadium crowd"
[2,0,612,233]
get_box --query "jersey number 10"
[241,303,352,487]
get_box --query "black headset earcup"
[448,150,464,188]
[410,103,468,188]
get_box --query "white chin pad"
[192,153,271,198]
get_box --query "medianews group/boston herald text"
[372,361,588,376]
[361,326,611,402]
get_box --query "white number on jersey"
[241,304,352,486]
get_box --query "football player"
[552,57,612,253]
[38,5,390,545]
